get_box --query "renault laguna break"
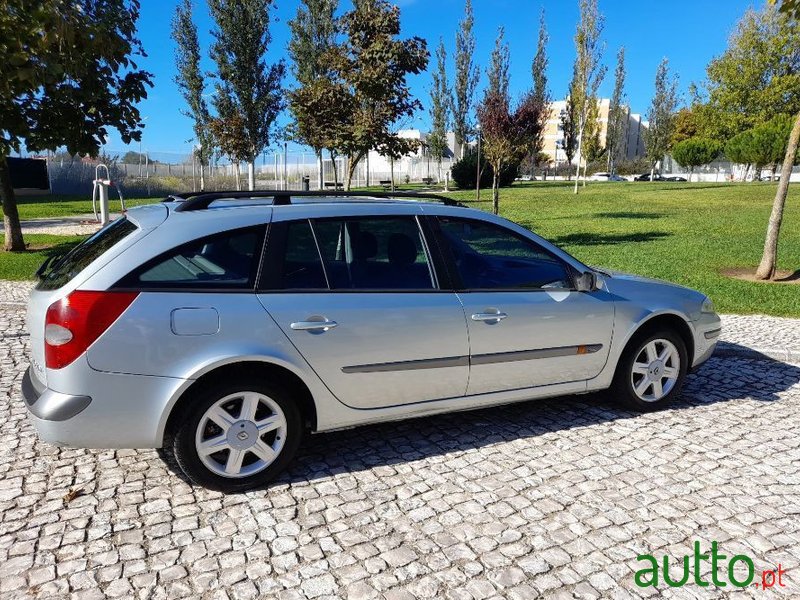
[23,191,721,492]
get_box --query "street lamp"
[475,124,481,201]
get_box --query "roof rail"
[167,189,463,212]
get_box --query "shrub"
[451,148,518,189]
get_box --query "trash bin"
[302,176,310,191]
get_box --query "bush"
[451,148,518,189]
[615,158,651,176]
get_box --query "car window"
[437,217,572,290]
[119,227,262,288]
[272,220,328,289]
[312,217,435,290]
[37,217,137,291]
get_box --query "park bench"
[421,177,434,185]
[323,182,343,190]
[379,179,392,190]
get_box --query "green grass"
[13,194,160,220]
[445,181,800,317]
[1,182,798,316]
[0,234,84,281]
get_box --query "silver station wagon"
[23,191,721,492]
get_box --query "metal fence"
[33,150,457,198]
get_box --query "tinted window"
[438,217,572,290]
[276,220,328,289]
[119,227,262,288]
[37,217,137,291]
[312,217,434,290]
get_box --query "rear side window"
[37,217,137,291]
[260,216,435,291]
[116,227,263,289]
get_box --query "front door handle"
[290,319,338,332]
[471,311,508,323]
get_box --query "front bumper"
[690,313,721,373]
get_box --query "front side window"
[438,217,572,290]
[118,227,262,289]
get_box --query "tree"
[606,47,627,174]
[644,58,679,179]
[671,107,700,146]
[332,0,428,189]
[561,67,580,175]
[529,9,550,169]
[122,151,148,165]
[428,39,450,184]
[759,1,800,279]
[208,0,285,191]
[288,0,339,189]
[582,97,605,173]
[208,88,252,190]
[172,0,212,191]
[671,138,721,181]
[452,0,480,159]
[477,30,544,215]
[0,0,152,251]
[571,0,607,193]
[693,5,800,141]
[724,115,797,179]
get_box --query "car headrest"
[387,233,418,266]
[352,231,378,260]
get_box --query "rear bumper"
[22,367,92,421]
[22,362,188,448]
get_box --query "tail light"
[45,291,138,369]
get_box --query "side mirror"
[574,270,597,292]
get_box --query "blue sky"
[104,0,762,157]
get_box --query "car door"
[256,210,470,409]
[433,215,615,396]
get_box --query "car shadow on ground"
[592,212,666,220]
[155,345,800,490]
[549,231,672,246]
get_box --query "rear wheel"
[171,379,302,492]
[611,329,688,411]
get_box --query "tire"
[610,328,688,412]
[171,378,302,492]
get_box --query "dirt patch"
[723,267,800,284]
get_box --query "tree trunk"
[650,165,655,183]
[235,162,241,191]
[492,164,500,215]
[248,161,255,191]
[390,156,395,192]
[199,162,205,191]
[582,161,588,187]
[317,150,323,190]
[0,155,25,251]
[755,111,800,280]
[330,151,338,187]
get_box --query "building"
[542,98,647,166]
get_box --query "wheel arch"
[161,358,318,445]
[623,311,695,363]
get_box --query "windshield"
[36,218,137,291]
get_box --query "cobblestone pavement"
[1,298,800,599]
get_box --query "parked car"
[589,172,626,182]
[24,191,720,492]
[663,176,688,182]
[634,173,662,181]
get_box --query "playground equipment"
[92,164,125,225]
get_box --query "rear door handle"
[290,319,338,332]
[471,312,508,322]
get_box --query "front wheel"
[611,330,688,411]
[171,379,302,492]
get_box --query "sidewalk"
[0,214,118,236]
